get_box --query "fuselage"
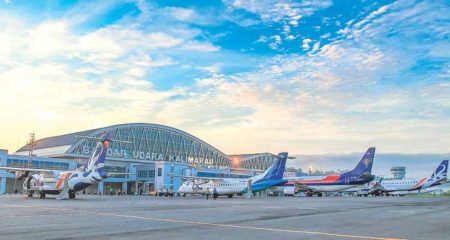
[374,177,436,193]
[24,170,107,195]
[178,178,286,195]
[179,179,248,195]
[179,152,288,196]
[283,174,374,193]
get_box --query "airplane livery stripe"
[55,172,69,190]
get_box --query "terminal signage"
[82,146,216,166]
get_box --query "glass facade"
[104,166,127,178]
[68,124,231,168]
[7,158,69,170]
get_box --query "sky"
[0,0,449,176]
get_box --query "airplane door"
[246,179,252,198]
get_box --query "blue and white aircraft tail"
[339,147,375,180]
[247,152,288,192]
[422,159,448,189]
[85,133,111,173]
[250,152,287,182]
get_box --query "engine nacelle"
[283,187,296,195]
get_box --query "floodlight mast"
[27,132,36,166]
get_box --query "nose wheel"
[39,192,46,199]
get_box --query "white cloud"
[183,41,220,52]
[224,0,332,26]
[165,7,196,22]
[157,0,450,154]
[302,38,312,50]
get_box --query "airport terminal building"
[0,123,276,195]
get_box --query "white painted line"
[295,207,319,210]
[387,210,416,214]
[0,204,407,240]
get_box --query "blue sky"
[0,0,449,176]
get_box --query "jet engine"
[283,187,296,196]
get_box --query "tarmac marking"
[295,207,319,210]
[0,204,406,240]
[387,210,416,214]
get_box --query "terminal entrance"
[127,181,154,195]
[132,164,155,195]
[137,181,154,195]
[104,182,123,195]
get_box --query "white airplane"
[370,160,448,196]
[281,148,376,197]
[178,152,288,198]
[0,133,129,199]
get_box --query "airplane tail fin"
[340,147,376,179]
[259,152,288,181]
[426,160,448,187]
[86,133,111,172]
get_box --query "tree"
[286,167,297,172]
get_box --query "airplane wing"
[0,166,55,173]
[107,172,135,176]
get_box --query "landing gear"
[27,193,33,198]
[306,191,313,197]
[227,194,233,198]
[182,193,186,197]
[39,192,46,199]
[69,190,76,199]
[317,192,323,197]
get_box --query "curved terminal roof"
[17,123,225,154]
[16,123,231,168]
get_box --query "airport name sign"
[82,146,216,165]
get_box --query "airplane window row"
[384,182,417,185]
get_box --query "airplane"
[0,132,130,199]
[178,152,288,198]
[370,160,448,196]
[281,147,376,197]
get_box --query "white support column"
[0,150,7,194]
[98,182,104,195]
[0,177,6,194]
[122,181,127,194]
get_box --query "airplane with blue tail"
[178,152,289,198]
[370,159,448,196]
[281,147,376,197]
[0,133,129,199]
